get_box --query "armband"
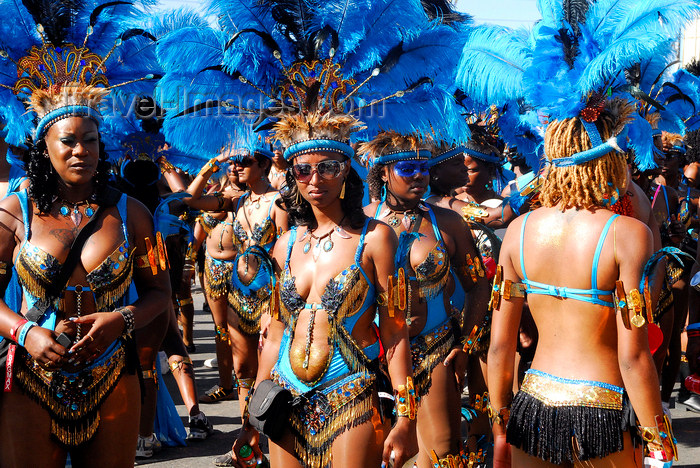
[142,238,159,276]
[158,157,176,174]
[198,158,220,177]
[461,202,489,223]
[212,191,225,210]
[639,414,678,462]
[394,376,418,420]
[613,281,651,329]
[380,269,408,318]
[271,282,280,320]
[0,261,9,276]
[463,253,485,283]
[489,266,526,311]
[472,391,489,413]
[156,232,169,271]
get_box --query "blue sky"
[456,0,539,26]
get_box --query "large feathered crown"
[157,0,470,162]
[457,0,700,171]
[0,0,163,144]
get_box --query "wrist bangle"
[394,376,418,420]
[159,157,176,174]
[10,318,28,342]
[487,403,511,428]
[686,322,700,331]
[17,322,36,347]
[116,307,135,337]
[198,158,220,177]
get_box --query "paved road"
[141,285,700,467]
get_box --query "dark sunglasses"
[393,161,430,178]
[292,160,346,182]
[234,157,257,168]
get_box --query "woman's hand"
[382,417,418,468]
[68,311,126,364]
[229,426,264,468]
[443,347,468,390]
[23,325,67,369]
[493,434,511,468]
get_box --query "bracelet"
[17,322,36,347]
[116,307,135,337]
[639,414,678,462]
[687,322,700,331]
[198,158,220,178]
[10,318,28,342]
[184,242,197,262]
[159,157,176,174]
[242,387,253,427]
[487,403,510,428]
[394,376,418,420]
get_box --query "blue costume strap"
[285,227,297,270]
[354,218,371,264]
[426,205,443,243]
[374,203,382,219]
[519,212,533,281]
[117,194,129,246]
[267,192,279,216]
[662,186,671,223]
[548,126,629,168]
[519,212,616,307]
[525,369,624,394]
[284,139,354,161]
[14,189,31,241]
[372,150,431,166]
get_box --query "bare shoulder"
[125,196,155,236]
[431,203,466,231]
[364,218,397,245]
[614,214,652,241]
[0,192,24,239]
[363,201,380,217]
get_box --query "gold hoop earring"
[339,180,346,199]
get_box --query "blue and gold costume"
[12,189,135,447]
[272,220,380,468]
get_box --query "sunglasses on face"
[393,161,430,178]
[234,157,256,168]
[292,160,346,182]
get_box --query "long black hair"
[280,163,366,229]
[24,137,112,214]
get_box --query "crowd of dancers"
[1,0,700,467]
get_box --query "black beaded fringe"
[506,391,628,464]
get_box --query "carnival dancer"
[363,133,490,468]
[0,1,172,464]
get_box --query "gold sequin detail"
[521,372,623,410]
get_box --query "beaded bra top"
[279,220,375,330]
[232,192,280,253]
[14,190,134,313]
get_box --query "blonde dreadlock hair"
[540,100,634,210]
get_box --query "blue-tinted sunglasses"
[393,161,430,178]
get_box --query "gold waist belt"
[521,370,623,411]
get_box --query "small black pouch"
[248,379,292,443]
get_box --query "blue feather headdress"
[0,0,163,147]
[457,0,700,171]
[156,0,470,162]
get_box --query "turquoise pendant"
[85,207,94,217]
[60,206,70,216]
[303,240,311,254]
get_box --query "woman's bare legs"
[162,304,201,417]
[206,291,235,392]
[135,310,168,437]
[228,309,260,416]
[0,373,140,468]
[415,360,462,468]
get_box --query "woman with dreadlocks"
[490,100,675,467]
[364,132,490,468]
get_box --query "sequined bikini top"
[374,203,451,300]
[13,190,134,312]
[279,219,375,333]
[232,192,280,253]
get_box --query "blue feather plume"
[395,231,423,270]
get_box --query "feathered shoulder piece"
[0,0,165,145]
[357,130,429,166]
[157,0,469,161]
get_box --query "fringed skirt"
[410,320,457,398]
[273,369,376,468]
[507,369,636,464]
[203,254,234,300]
[13,340,126,447]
